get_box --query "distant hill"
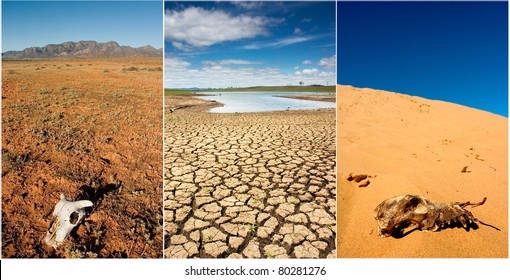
[2,41,162,59]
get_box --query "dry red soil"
[2,58,162,258]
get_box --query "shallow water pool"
[196,91,335,113]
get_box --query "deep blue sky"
[338,1,508,117]
[2,0,163,51]
[164,1,336,88]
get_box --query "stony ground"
[164,96,336,258]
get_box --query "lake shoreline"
[165,94,223,113]
[191,91,335,113]
[165,94,336,114]
[275,94,336,103]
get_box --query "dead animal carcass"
[44,193,93,248]
[374,194,493,238]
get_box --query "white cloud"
[165,57,335,88]
[303,68,319,75]
[165,7,278,51]
[302,60,313,65]
[202,59,263,66]
[243,36,312,49]
[166,56,191,70]
[318,55,336,69]
[296,68,320,75]
[294,28,303,35]
[171,41,193,52]
[231,1,264,9]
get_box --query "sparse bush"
[2,151,29,172]
[51,111,64,120]
[37,88,52,95]
[67,248,85,259]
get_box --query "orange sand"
[337,85,508,258]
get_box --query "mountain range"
[2,41,162,59]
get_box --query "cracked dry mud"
[164,99,336,258]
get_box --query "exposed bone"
[44,193,93,248]
[458,197,486,208]
[374,194,491,238]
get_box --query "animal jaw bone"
[374,194,489,238]
[44,193,93,248]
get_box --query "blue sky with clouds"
[164,1,336,89]
[338,1,508,117]
[2,1,163,51]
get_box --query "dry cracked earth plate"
[164,104,336,258]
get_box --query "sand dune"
[337,85,508,258]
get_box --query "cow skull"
[44,193,93,248]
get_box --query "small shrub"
[248,224,256,234]
[147,67,163,71]
[37,88,52,95]
[2,151,29,172]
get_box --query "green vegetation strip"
[165,86,335,95]
[164,89,198,96]
[205,85,335,93]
